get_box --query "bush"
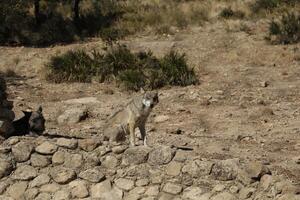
[269,12,300,44]
[46,45,198,91]
[220,7,245,19]
[46,50,95,83]
[252,0,280,12]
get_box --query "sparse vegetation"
[46,45,198,91]
[268,12,300,44]
[252,0,280,12]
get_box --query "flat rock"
[182,186,205,200]
[40,183,60,193]
[260,174,273,190]
[30,174,50,187]
[123,146,151,165]
[56,138,78,149]
[50,166,76,184]
[166,161,182,176]
[57,106,88,124]
[239,187,255,199]
[24,188,39,200]
[148,146,175,165]
[211,192,237,200]
[35,193,51,200]
[245,161,271,180]
[102,155,119,168]
[78,139,101,152]
[64,153,83,169]
[136,178,150,187]
[30,153,51,167]
[53,190,71,200]
[79,168,105,183]
[7,181,28,200]
[145,185,160,196]
[35,141,58,155]
[12,141,34,162]
[210,159,239,181]
[162,183,183,195]
[112,145,128,154]
[52,151,65,165]
[115,178,135,191]
[182,160,213,178]
[91,179,112,198]
[12,165,37,180]
[69,180,89,198]
[0,160,13,179]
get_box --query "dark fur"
[8,107,45,138]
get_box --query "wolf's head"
[142,90,159,109]
[23,106,45,134]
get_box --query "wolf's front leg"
[139,125,147,146]
[129,123,136,146]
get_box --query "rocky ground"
[0,18,300,200]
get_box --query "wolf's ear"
[37,106,43,113]
[140,88,145,94]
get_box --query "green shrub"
[160,50,198,86]
[46,45,198,91]
[269,12,300,44]
[46,50,95,83]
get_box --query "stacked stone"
[0,76,15,137]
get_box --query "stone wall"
[0,76,15,137]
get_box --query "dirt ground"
[0,17,300,198]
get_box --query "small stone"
[64,153,83,169]
[159,193,175,200]
[245,161,271,180]
[35,141,58,155]
[115,178,135,191]
[57,106,88,124]
[79,168,105,183]
[78,139,101,152]
[102,155,119,168]
[239,187,255,199]
[30,153,51,167]
[0,160,13,179]
[69,180,89,198]
[173,150,189,162]
[165,161,182,176]
[35,193,51,200]
[145,185,160,196]
[122,146,151,165]
[154,115,169,123]
[210,159,239,181]
[53,190,71,200]
[56,138,78,149]
[112,145,128,154]
[12,165,37,180]
[260,174,273,190]
[162,183,183,195]
[182,160,212,178]
[136,178,149,187]
[24,188,39,200]
[12,141,33,162]
[182,187,205,200]
[211,192,237,200]
[30,174,50,187]
[293,156,300,164]
[50,167,76,184]
[148,145,175,165]
[129,187,146,195]
[52,151,65,165]
[40,183,60,193]
[213,184,226,192]
[91,180,113,199]
[229,185,239,194]
[0,181,9,194]
[7,181,28,200]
